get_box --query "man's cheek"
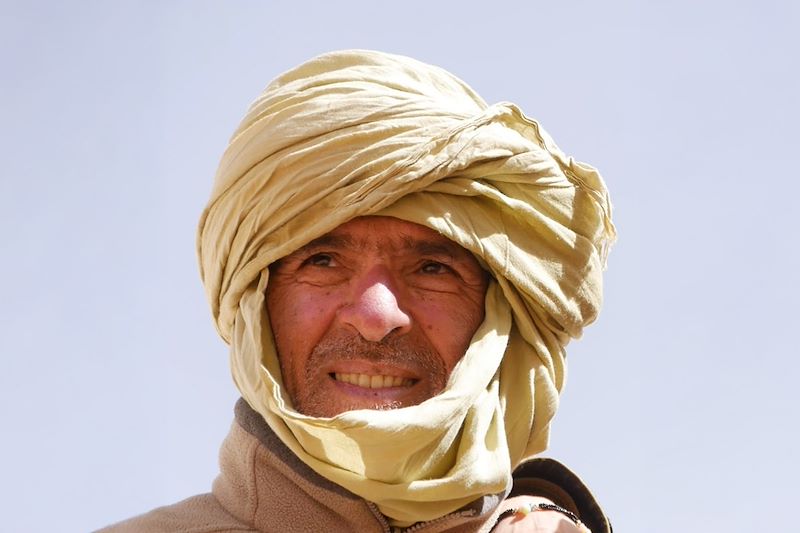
[292,289,336,321]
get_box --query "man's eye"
[303,253,334,267]
[420,261,450,274]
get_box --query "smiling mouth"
[331,373,416,389]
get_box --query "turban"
[197,50,615,526]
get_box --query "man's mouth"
[331,372,416,389]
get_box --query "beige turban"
[197,50,614,526]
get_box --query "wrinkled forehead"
[275,215,486,271]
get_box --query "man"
[101,50,615,533]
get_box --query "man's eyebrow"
[400,236,459,258]
[270,235,350,269]
[291,234,355,255]
[289,233,462,257]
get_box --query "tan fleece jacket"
[97,400,611,533]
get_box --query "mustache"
[306,332,445,374]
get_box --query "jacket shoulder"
[95,493,256,533]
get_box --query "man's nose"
[338,270,412,342]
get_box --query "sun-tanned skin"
[266,216,489,417]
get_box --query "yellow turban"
[197,50,615,526]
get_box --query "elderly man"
[100,50,615,533]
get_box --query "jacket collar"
[212,398,504,533]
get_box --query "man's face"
[266,216,489,417]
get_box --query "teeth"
[334,373,414,388]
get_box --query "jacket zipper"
[401,509,476,532]
[365,501,392,532]
[364,506,478,533]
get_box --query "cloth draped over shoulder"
[197,50,615,527]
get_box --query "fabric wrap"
[197,50,615,526]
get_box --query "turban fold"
[198,50,614,526]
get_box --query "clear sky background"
[1,1,798,532]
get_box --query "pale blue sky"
[1,1,798,532]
